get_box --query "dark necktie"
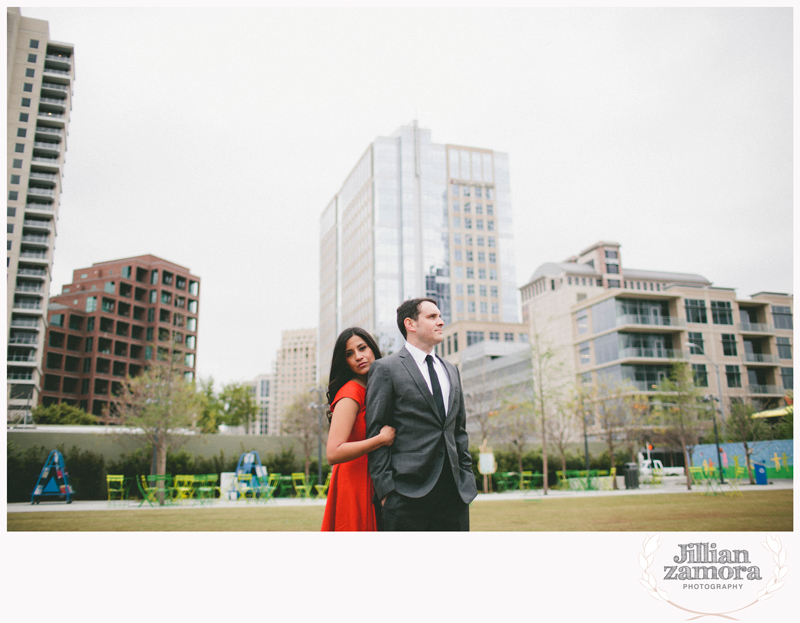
[425,355,446,421]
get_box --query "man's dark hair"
[396,298,438,339]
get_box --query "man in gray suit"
[366,298,477,531]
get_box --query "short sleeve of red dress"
[330,381,367,442]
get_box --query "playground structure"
[31,450,74,504]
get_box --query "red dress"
[321,381,377,531]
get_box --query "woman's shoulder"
[332,380,366,405]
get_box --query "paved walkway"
[7,476,792,514]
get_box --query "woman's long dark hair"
[326,327,382,423]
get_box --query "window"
[188,299,198,313]
[86,317,95,332]
[23,83,33,92]
[725,365,741,388]
[580,342,591,365]
[490,286,498,297]
[772,306,793,329]
[104,281,115,294]
[577,308,588,334]
[50,314,64,327]
[9,191,18,200]
[7,224,13,234]
[30,39,39,48]
[162,271,173,286]
[687,332,704,354]
[466,331,484,346]
[777,337,792,359]
[721,334,738,356]
[69,315,83,330]
[489,332,500,341]
[466,267,474,279]
[608,279,621,288]
[176,276,186,290]
[85,337,93,352]
[479,268,486,280]
[475,204,483,214]
[8,208,16,217]
[476,219,484,230]
[685,299,707,324]
[491,303,499,314]
[463,203,471,213]
[451,184,459,196]
[467,284,474,296]
[465,235,473,246]
[26,68,35,78]
[606,264,619,274]
[487,220,495,231]
[478,252,485,263]
[468,301,475,313]
[692,364,708,387]
[454,250,462,262]
[781,367,793,390]
[16,129,26,138]
[504,332,514,342]
[453,234,461,245]
[477,236,484,246]
[489,269,497,280]
[487,204,494,215]
[189,281,199,295]
[150,270,158,285]
[161,291,172,305]
[453,217,461,229]
[475,188,482,198]
[488,237,497,248]
[27,53,37,63]
[479,285,487,297]
[711,301,733,325]
[21,99,30,108]
[489,253,496,263]
[480,302,488,314]
[101,298,115,313]
[466,250,473,262]
[464,218,472,229]
[83,358,92,374]
[12,159,23,168]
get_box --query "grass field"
[7,490,792,531]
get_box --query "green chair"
[254,473,276,503]
[195,474,217,505]
[136,475,158,507]
[518,471,533,490]
[556,471,570,490]
[291,473,313,498]
[173,474,196,504]
[273,474,293,498]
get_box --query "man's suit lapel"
[443,360,458,424]
[398,347,441,421]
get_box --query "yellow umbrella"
[751,405,793,419]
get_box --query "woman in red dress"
[321,327,395,531]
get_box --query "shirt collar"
[404,340,435,365]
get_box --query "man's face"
[406,301,444,350]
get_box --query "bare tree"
[651,362,712,490]
[546,403,578,474]
[725,401,767,484]
[111,358,203,484]
[281,392,326,477]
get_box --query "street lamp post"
[686,342,725,485]
[309,387,326,486]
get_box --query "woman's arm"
[326,397,395,465]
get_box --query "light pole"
[308,386,326,485]
[686,342,725,485]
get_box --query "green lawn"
[7,490,792,531]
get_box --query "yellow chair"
[726,466,745,497]
[137,475,159,507]
[519,471,533,490]
[235,474,256,502]
[556,471,570,490]
[291,473,313,498]
[689,466,705,486]
[315,472,332,499]
[173,475,196,504]
[106,475,126,506]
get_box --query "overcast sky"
[19,6,793,387]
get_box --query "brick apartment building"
[40,255,200,419]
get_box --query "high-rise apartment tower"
[7,8,76,423]
[319,122,518,367]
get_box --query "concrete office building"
[437,319,529,368]
[248,373,275,436]
[7,8,75,423]
[319,122,519,368]
[273,328,316,435]
[39,255,200,421]
[520,241,793,415]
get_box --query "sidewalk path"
[8,477,792,514]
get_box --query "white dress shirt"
[404,341,450,416]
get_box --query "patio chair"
[235,474,256,502]
[518,471,533,490]
[106,475,126,506]
[195,474,217,505]
[136,475,158,507]
[726,466,745,497]
[292,473,313,498]
[173,475,196,504]
[556,471,570,490]
[315,472,332,499]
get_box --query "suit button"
[438,451,444,457]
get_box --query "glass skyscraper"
[319,122,518,368]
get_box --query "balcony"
[619,347,688,361]
[7,354,37,364]
[9,335,38,345]
[37,110,65,126]
[25,203,55,213]
[743,353,780,364]
[34,126,63,140]
[19,251,48,263]
[15,284,44,294]
[31,156,61,170]
[17,268,47,278]
[29,171,58,185]
[23,220,52,231]
[39,96,66,108]
[7,371,34,381]
[27,187,55,198]
[45,53,72,67]
[21,234,49,245]
[746,384,784,396]
[10,318,40,329]
[616,314,685,331]
[737,322,775,334]
[43,66,71,78]
[13,300,42,311]
[41,81,69,93]
[33,142,61,155]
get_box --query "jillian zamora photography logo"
[637,533,788,619]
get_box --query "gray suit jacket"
[365,346,478,504]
